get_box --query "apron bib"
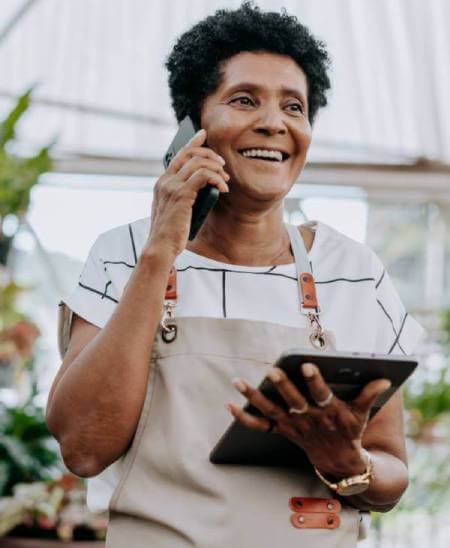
[105,225,361,547]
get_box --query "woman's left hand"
[227,363,391,479]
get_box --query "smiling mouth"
[237,150,290,163]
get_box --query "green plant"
[0,279,27,329]
[404,370,450,430]
[0,394,63,497]
[0,88,53,219]
[403,308,450,435]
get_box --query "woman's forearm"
[46,244,174,477]
[345,448,409,512]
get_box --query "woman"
[47,3,424,547]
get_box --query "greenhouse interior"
[0,0,449,546]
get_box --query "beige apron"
[106,317,362,547]
[100,225,362,547]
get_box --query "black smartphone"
[209,349,418,466]
[163,116,220,240]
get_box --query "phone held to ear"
[163,116,220,241]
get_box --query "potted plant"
[0,475,107,546]
[0,382,107,545]
[0,88,53,265]
[0,284,107,545]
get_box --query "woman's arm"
[345,390,408,512]
[46,245,174,477]
[46,128,229,478]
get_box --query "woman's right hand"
[146,128,230,259]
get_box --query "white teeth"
[241,149,283,162]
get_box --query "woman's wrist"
[140,240,177,270]
[312,444,368,481]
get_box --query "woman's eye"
[231,96,254,106]
[286,103,304,114]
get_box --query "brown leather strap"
[291,512,341,530]
[299,272,318,309]
[165,267,177,300]
[289,497,341,514]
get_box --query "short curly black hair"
[165,1,331,128]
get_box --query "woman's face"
[200,51,312,204]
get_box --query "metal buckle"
[161,301,177,343]
[305,311,327,349]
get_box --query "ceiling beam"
[0,0,40,45]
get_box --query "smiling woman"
[46,3,424,548]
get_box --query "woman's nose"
[253,108,287,135]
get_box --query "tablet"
[210,349,418,466]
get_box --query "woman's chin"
[230,177,292,203]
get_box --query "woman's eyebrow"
[224,82,306,103]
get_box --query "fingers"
[186,168,230,194]
[232,378,286,422]
[352,379,392,417]
[226,402,272,433]
[178,156,229,185]
[266,368,308,413]
[230,377,303,440]
[301,363,336,408]
[167,129,225,174]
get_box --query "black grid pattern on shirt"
[81,250,408,354]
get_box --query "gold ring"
[289,403,309,415]
[316,391,333,408]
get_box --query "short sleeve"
[59,235,119,353]
[371,253,426,355]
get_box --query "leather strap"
[291,512,341,530]
[289,497,341,530]
[285,224,320,313]
[289,497,341,514]
[165,267,178,300]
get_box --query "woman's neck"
[185,206,313,266]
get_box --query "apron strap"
[285,224,319,311]
[285,223,312,275]
[285,224,326,349]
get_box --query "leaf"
[0,88,33,147]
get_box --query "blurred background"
[0,0,449,545]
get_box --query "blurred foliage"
[404,308,450,430]
[373,307,450,537]
[0,88,53,219]
[0,279,27,328]
[0,358,62,497]
[0,399,62,497]
[404,370,450,428]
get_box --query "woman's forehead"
[217,51,308,97]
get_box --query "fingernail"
[190,129,205,141]
[302,363,315,378]
[218,156,226,165]
[232,377,247,393]
[224,172,230,180]
[267,369,281,383]
[225,403,234,413]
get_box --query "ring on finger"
[316,391,333,408]
[288,403,309,415]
